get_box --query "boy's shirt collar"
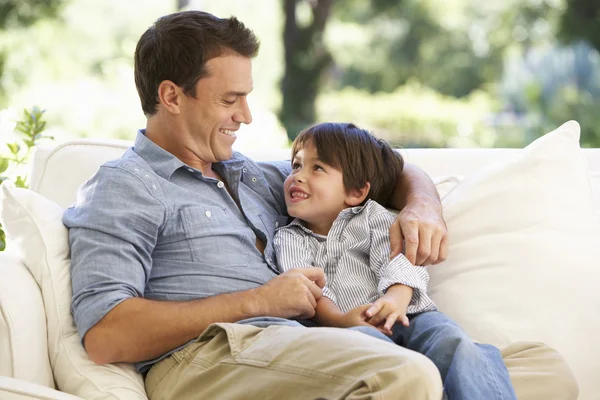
[284,199,374,237]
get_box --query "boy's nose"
[293,173,306,183]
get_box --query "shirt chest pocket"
[180,206,249,267]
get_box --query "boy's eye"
[314,164,325,171]
[291,162,301,170]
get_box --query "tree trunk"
[280,0,333,141]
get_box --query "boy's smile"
[288,186,310,202]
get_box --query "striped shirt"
[274,200,437,314]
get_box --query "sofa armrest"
[0,251,54,387]
[0,377,84,400]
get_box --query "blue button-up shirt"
[63,130,300,373]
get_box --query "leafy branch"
[0,106,52,251]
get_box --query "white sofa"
[0,121,599,399]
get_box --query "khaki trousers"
[145,323,578,400]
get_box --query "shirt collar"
[285,200,373,235]
[133,129,245,180]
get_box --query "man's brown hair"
[134,11,260,116]
[291,122,404,205]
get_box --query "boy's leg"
[392,311,516,400]
[500,342,578,400]
[145,322,443,400]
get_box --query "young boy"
[273,122,517,400]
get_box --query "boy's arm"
[315,297,374,329]
[388,163,448,266]
[314,297,345,326]
[367,204,434,312]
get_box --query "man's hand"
[389,194,448,266]
[257,268,325,320]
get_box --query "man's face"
[179,53,253,163]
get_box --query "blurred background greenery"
[0,0,599,150]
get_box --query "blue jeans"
[350,311,517,400]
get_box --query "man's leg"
[145,322,443,400]
[392,311,516,400]
[500,342,578,400]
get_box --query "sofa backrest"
[29,138,600,216]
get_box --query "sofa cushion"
[0,184,148,400]
[0,252,54,388]
[427,120,600,400]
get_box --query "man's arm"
[387,163,448,266]
[65,166,324,365]
[84,268,324,364]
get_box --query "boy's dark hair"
[291,122,404,205]
[134,11,260,116]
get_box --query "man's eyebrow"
[223,89,253,97]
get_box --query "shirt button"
[242,168,248,173]
[251,177,257,183]
[275,222,279,228]
[217,181,225,188]
[205,210,212,218]
[187,168,194,173]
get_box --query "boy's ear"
[345,182,371,206]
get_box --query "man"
[63,10,578,400]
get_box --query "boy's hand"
[335,304,373,328]
[365,285,413,333]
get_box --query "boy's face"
[284,140,354,235]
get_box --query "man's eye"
[223,99,236,105]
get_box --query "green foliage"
[0,106,52,251]
[0,0,68,103]
[317,83,499,148]
[501,42,600,147]
[0,0,66,29]
[560,0,600,52]
[328,0,562,98]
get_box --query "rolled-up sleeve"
[368,207,436,314]
[62,164,166,341]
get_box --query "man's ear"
[157,80,181,115]
[345,182,371,206]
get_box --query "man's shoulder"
[231,151,289,173]
[95,149,159,186]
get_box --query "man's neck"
[145,117,214,176]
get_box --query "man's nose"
[234,98,252,124]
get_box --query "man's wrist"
[242,287,270,317]
[406,192,442,212]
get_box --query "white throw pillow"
[427,121,600,400]
[0,184,148,400]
